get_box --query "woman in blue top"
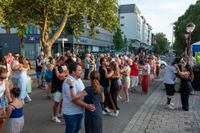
[45,57,55,99]
[68,71,104,133]
[6,88,24,133]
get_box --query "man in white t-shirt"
[164,60,179,110]
[62,62,95,133]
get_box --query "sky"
[118,0,197,43]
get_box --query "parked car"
[159,60,167,69]
[160,55,167,62]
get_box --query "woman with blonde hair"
[45,57,55,99]
[115,57,123,100]
[121,59,131,103]
[108,61,121,116]
[67,71,104,133]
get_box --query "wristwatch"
[69,86,74,89]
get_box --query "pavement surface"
[122,83,200,133]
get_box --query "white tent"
[192,41,200,52]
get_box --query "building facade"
[0,24,114,60]
[119,4,153,54]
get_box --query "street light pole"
[61,38,68,55]
[185,22,195,65]
[170,23,175,46]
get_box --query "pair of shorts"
[122,76,130,88]
[116,79,122,86]
[45,77,52,83]
[165,84,175,96]
[131,76,138,87]
[53,92,62,103]
[0,95,8,109]
[36,71,42,79]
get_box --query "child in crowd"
[6,88,24,133]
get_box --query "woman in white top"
[11,54,20,88]
[121,59,131,103]
[0,67,11,132]
[17,57,31,103]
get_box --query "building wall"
[0,19,114,58]
[120,13,137,40]
[0,34,21,57]
[119,4,152,47]
[0,25,6,33]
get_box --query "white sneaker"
[52,116,61,123]
[108,112,116,117]
[104,107,111,113]
[102,110,107,115]
[115,110,119,117]
[57,113,63,118]
[108,110,119,117]
[170,103,174,106]
[167,104,175,110]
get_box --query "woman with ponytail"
[67,70,104,133]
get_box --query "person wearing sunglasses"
[11,53,20,88]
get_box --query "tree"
[153,33,169,54]
[123,35,129,51]
[173,0,200,54]
[113,28,124,50]
[0,0,118,57]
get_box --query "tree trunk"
[40,14,68,57]
[43,44,52,58]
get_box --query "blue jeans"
[63,113,83,133]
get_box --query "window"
[6,27,10,34]
[120,16,124,19]
[120,24,124,27]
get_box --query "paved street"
[123,83,200,133]
[21,71,163,133]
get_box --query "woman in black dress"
[175,64,193,111]
[68,71,104,133]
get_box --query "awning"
[192,41,200,52]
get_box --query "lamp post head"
[186,22,196,33]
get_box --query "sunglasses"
[0,77,7,80]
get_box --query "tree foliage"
[0,0,118,57]
[173,0,200,54]
[153,32,169,54]
[113,28,125,50]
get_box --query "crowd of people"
[0,50,193,133]
[34,50,164,133]
[0,52,32,133]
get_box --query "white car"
[159,60,167,69]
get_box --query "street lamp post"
[61,38,68,55]
[185,22,195,65]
